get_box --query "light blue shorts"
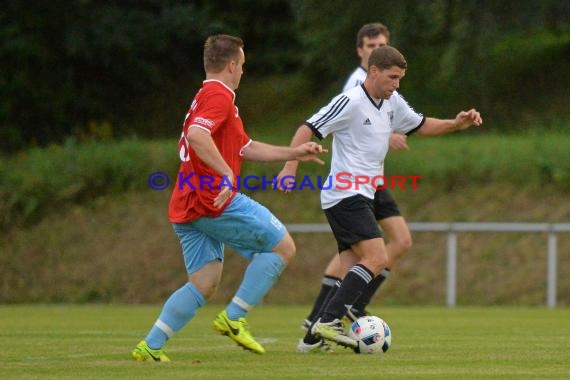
[172,193,287,274]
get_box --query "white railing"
[286,222,570,308]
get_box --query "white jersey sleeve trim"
[189,124,212,134]
[390,92,424,135]
[239,139,253,156]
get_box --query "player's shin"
[225,252,285,319]
[145,282,205,349]
[321,264,374,322]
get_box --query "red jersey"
[169,80,251,222]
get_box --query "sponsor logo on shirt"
[194,117,215,128]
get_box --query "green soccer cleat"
[212,310,266,354]
[131,340,171,362]
[311,318,358,349]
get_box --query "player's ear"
[368,64,378,76]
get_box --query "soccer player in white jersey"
[278,45,482,350]
[298,23,414,337]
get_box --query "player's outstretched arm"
[276,124,315,192]
[416,108,483,136]
[242,139,326,164]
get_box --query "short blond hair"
[203,35,244,73]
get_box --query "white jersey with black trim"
[306,84,425,209]
[342,66,367,92]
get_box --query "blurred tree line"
[1,0,569,153]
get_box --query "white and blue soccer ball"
[348,315,392,354]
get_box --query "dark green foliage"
[0,0,300,152]
[293,0,570,128]
[0,0,569,152]
[0,138,180,230]
[487,31,570,124]
[0,1,204,151]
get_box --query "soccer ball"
[348,316,392,354]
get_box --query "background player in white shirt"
[278,45,482,350]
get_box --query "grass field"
[1,305,569,379]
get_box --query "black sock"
[304,279,341,344]
[321,264,374,323]
[352,268,390,311]
[307,275,340,322]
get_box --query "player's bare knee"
[394,235,412,254]
[273,233,296,265]
[187,261,222,300]
[188,280,218,300]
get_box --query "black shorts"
[324,194,383,253]
[374,189,401,220]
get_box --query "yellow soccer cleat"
[212,310,266,354]
[131,340,171,362]
[311,318,358,349]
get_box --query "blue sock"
[145,282,205,349]
[226,253,285,320]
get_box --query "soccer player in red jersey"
[132,34,325,361]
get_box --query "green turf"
[1,305,569,379]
